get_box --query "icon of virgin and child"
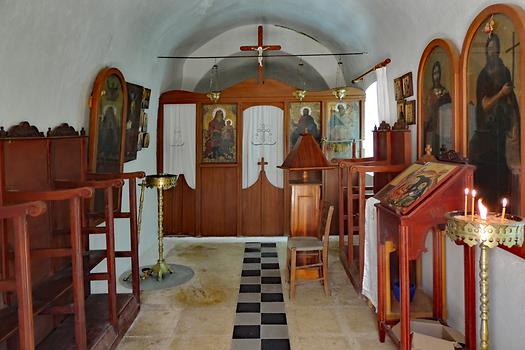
[203,107,235,161]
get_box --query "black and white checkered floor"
[231,242,291,350]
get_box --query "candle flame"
[472,189,477,197]
[464,188,469,195]
[502,198,508,207]
[478,199,488,220]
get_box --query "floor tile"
[261,339,290,350]
[231,339,261,350]
[261,313,287,325]
[235,312,261,325]
[233,325,260,339]
[236,302,261,313]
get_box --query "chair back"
[318,202,334,253]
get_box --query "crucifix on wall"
[240,26,281,83]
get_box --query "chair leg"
[285,248,290,283]
[290,248,297,301]
[323,251,330,296]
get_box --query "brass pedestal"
[143,174,178,281]
[445,211,524,350]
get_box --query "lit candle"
[501,198,507,223]
[478,198,488,220]
[464,188,469,216]
[471,189,477,220]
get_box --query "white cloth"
[163,104,196,189]
[362,196,380,311]
[376,67,394,125]
[242,106,284,189]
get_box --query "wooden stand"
[375,161,474,349]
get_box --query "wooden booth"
[0,122,143,349]
[157,78,366,237]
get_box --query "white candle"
[464,188,469,216]
[471,189,477,220]
[501,198,507,223]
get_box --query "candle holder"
[445,211,525,350]
[143,174,178,281]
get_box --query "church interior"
[2,1,525,349]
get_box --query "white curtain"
[376,66,395,125]
[163,104,196,189]
[242,106,284,189]
[362,196,381,311]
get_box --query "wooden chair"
[287,203,334,301]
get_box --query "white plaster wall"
[180,24,335,91]
[0,0,166,293]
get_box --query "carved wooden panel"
[290,183,320,237]
[5,121,44,138]
[200,166,237,236]
[163,175,196,235]
[241,170,284,236]
[322,167,340,234]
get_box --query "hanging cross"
[258,157,268,172]
[240,26,281,83]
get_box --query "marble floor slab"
[117,237,396,350]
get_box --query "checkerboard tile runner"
[231,242,290,350]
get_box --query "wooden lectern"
[375,160,474,349]
[279,132,335,237]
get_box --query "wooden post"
[104,187,118,329]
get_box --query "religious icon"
[202,104,237,163]
[94,73,125,173]
[142,88,151,109]
[397,101,406,121]
[288,102,321,150]
[421,46,454,155]
[323,101,361,159]
[402,72,414,98]
[466,14,521,212]
[124,82,144,162]
[405,100,416,125]
[382,162,457,213]
[394,77,403,101]
[88,67,128,214]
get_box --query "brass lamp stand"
[445,211,524,350]
[142,174,178,281]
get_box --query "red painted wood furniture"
[337,127,411,291]
[0,201,46,349]
[375,161,474,349]
[0,122,142,349]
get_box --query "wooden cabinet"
[290,183,321,237]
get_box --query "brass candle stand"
[142,174,178,281]
[445,211,524,350]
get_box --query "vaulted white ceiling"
[0,0,502,124]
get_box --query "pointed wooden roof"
[279,132,335,170]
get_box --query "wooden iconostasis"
[417,3,525,259]
[157,79,365,237]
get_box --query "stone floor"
[117,237,397,350]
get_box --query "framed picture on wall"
[142,88,151,109]
[88,67,128,213]
[397,101,406,121]
[465,8,523,218]
[405,100,416,125]
[288,102,321,150]
[418,39,456,157]
[124,82,143,162]
[394,77,403,101]
[202,104,237,163]
[402,72,414,98]
[88,67,127,174]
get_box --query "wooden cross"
[240,26,281,83]
[258,157,268,172]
